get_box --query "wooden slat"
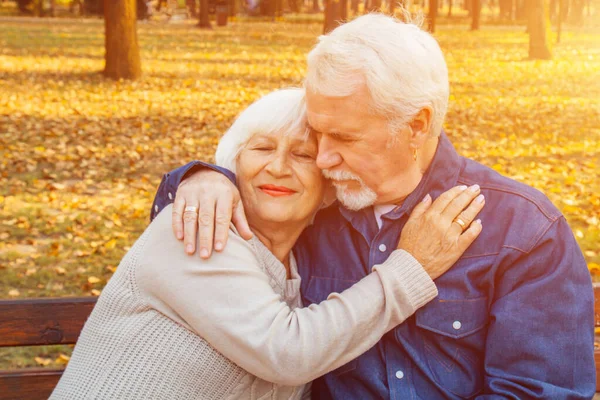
[0,368,63,400]
[0,297,97,347]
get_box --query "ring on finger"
[184,205,199,214]
[453,217,468,232]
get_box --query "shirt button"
[395,370,404,379]
[378,244,387,252]
[453,320,462,330]
[168,192,173,200]
[154,205,159,213]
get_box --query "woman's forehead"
[252,129,317,144]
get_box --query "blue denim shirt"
[151,132,595,399]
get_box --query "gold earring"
[413,149,418,162]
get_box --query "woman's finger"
[408,194,432,220]
[172,196,186,240]
[427,185,468,216]
[232,201,253,240]
[449,193,485,236]
[213,192,234,252]
[183,202,201,255]
[457,219,483,252]
[442,184,481,223]
[197,196,216,259]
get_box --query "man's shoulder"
[460,157,562,221]
[459,157,565,254]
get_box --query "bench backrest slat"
[0,297,97,347]
[0,368,63,400]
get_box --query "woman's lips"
[259,184,297,197]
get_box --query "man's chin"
[335,187,377,211]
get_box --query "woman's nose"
[266,151,292,177]
[316,136,343,170]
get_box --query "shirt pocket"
[303,276,360,376]
[415,297,489,398]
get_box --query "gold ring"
[453,217,467,231]
[184,206,198,214]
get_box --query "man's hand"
[172,169,253,258]
[399,185,484,279]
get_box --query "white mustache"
[322,169,362,183]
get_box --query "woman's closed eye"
[253,145,275,151]
[293,152,316,160]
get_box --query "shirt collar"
[339,130,464,224]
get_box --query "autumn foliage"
[0,17,599,367]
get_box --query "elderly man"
[150,13,595,399]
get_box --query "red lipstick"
[259,184,297,197]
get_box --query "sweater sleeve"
[136,205,438,387]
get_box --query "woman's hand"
[172,169,252,258]
[398,185,484,280]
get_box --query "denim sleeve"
[150,161,236,221]
[476,217,596,399]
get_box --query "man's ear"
[409,106,433,149]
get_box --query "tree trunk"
[447,0,452,16]
[323,0,341,33]
[103,0,142,80]
[288,0,299,12]
[528,0,552,59]
[340,0,347,19]
[351,0,359,13]
[389,0,395,15]
[471,0,481,29]
[276,0,284,16]
[556,0,564,43]
[198,0,212,28]
[312,0,320,12]
[429,0,438,32]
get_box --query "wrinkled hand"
[172,169,252,258]
[398,185,484,280]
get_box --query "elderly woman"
[50,89,483,400]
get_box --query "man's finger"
[172,196,186,240]
[183,205,200,255]
[232,201,253,240]
[213,193,234,252]
[198,198,216,259]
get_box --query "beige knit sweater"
[50,204,438,400]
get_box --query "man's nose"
[316,135,343,170]
[266,151,292,177]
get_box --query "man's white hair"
[215,88,308,174]
[304,12,449,137]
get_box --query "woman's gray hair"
[304,12,449,138]
[215,88,308,174]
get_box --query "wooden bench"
[1,285,600,399]
[0,297,97,400]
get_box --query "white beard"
[322,169,378,211]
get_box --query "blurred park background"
[0,0,599,370]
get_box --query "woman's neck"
[248,220,307,277]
